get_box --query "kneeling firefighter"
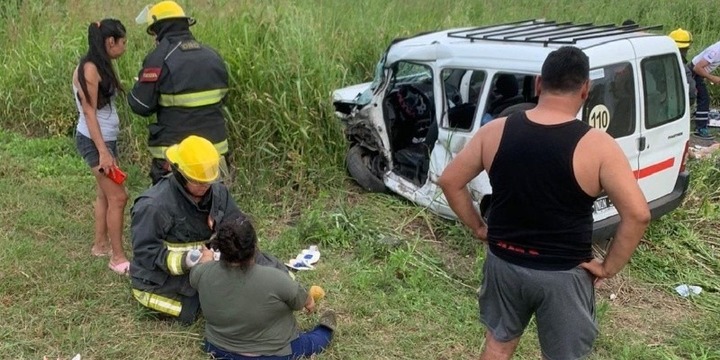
[129,135,287,324]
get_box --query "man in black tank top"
[439,47,650,359]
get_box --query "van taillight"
[679,140,689,173]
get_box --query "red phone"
[101,165,127,185]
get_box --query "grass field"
[1,0,720,359]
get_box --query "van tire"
[346,145,387,192]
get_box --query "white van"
[333,20,691,244]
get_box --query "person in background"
[690,37,720,139]
[668,28,696,108]
[129,135,287,324]
[72,18,130,275]
[191,215,336,360]
[438,46,650,359]
[129,1,231,184]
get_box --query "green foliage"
[632,158,720,311]
[5,0,720,204]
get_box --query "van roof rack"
[447,19,663,47]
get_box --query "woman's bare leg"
[95,172,129,265]
[91,181,110,256]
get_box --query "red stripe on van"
[633,158,675,179]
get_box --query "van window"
[483,73,527,123]
[582,63,635,138]
[386,61,435,153]
[441,68,486,130]
[641,54,685,128]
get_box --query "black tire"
[346,145,387,192]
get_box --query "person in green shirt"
[190,215,336,359]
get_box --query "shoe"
[695,128,714,139]
[318,310,337,331]
[299,245,321,265]
[285,258,315,271]
[108,261,130,275]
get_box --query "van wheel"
[346,145,387,192]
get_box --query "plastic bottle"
[185,249,202,268]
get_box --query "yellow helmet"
[136,1,196,35]
[669,28,692,49]
[165,135,220,183]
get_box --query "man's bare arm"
[693,59,720,84]
[582,135,650,280]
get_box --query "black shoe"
[318,310,337,331]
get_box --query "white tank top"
[74,83,120,141]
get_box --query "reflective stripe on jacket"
[132,289,182,316]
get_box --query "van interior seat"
[488,74,525,116]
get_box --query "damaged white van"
[333,19,691,243]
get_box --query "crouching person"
[191,215,336,360]
[129,135,286,324]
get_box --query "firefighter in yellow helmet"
[669,28,693,51]
[669,28,701,135]
[129,135,288,324]
[129,1,231,184]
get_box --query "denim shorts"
[75,133,118,168]
[478,249,598,360]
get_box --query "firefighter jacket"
[129,175,240,307]
[128,30,230,159]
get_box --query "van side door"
[583,43,642,221]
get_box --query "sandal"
[299,246,321,265]
[108,261,130,275]
[285,258,315,271]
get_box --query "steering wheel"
[396,84,432,120]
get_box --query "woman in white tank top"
[72,18,130,275]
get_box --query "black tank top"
[487,111,596,270]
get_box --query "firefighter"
[668,28,697,114]
[129,135,287,324]
[129,1,231,184]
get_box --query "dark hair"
[77,19,126,109]
[208,215,257,269]
[540,46,589,94]
[621,19,637,26]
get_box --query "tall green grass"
[3,0,720,203]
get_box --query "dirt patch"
[689,132,719,148]
[596,274,697,345]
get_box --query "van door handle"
[638,136,647,151]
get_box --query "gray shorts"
[479,249,598,360]
[75,133,118,168]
